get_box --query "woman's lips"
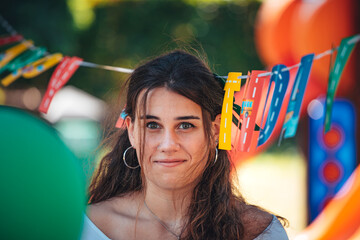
[154,160,186,167]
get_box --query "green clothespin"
[0,47,47,75]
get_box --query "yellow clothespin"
[1,53,63,87]
[22,53,63,79]
[219,72,242,150]
[0,40,33,69]
[1,69,23,87]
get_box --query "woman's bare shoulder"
[88,192,142,219]
[241,205,274,240]
[86,193,143,238]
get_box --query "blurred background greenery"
[1,0,265,99]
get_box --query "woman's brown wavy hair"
[89,50,265,239]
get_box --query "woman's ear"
[125,116,136,148]
[212,114,221,144]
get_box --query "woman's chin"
[152,176,195,192]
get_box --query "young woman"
[81,50,289,240]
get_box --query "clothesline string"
[220,46,340,79]
[0,15,18,36]
[79,34,359,78]
[80,61,134,74]
[0,15,359,77]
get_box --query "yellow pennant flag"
[219,72,242,150]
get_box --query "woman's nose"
[157,130,180,153]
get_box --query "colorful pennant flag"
[258,65,290,147]
[39,56,82,113]
[279,53,314,144]
[219,72,242,150]
[324,35,358,132]
[238,70,268,152]
[115,108,128,128]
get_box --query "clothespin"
[0,40,33,69]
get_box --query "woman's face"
[126,87,220,191]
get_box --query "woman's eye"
[179,122,194,130]
[146,122,160,129]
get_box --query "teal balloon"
[0,106,85,240]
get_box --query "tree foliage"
[1,0,263,99]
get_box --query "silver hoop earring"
[214,147,218,164]
[123,146,140,169]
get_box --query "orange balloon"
[255,0,296,66]
[271,0,302,66]
[255,0,357,95]
[289,0,357,94]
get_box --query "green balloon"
[0,106,86,240]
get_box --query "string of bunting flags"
[0,15,359,152]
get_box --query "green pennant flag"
[324,34,359,132]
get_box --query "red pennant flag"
[238,70,269,152]
[39,56,82,113]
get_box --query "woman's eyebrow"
[175,116,201,120]
[140,115,160,120]
[140,115,201,120]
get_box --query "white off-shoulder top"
[80,214,288,240]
